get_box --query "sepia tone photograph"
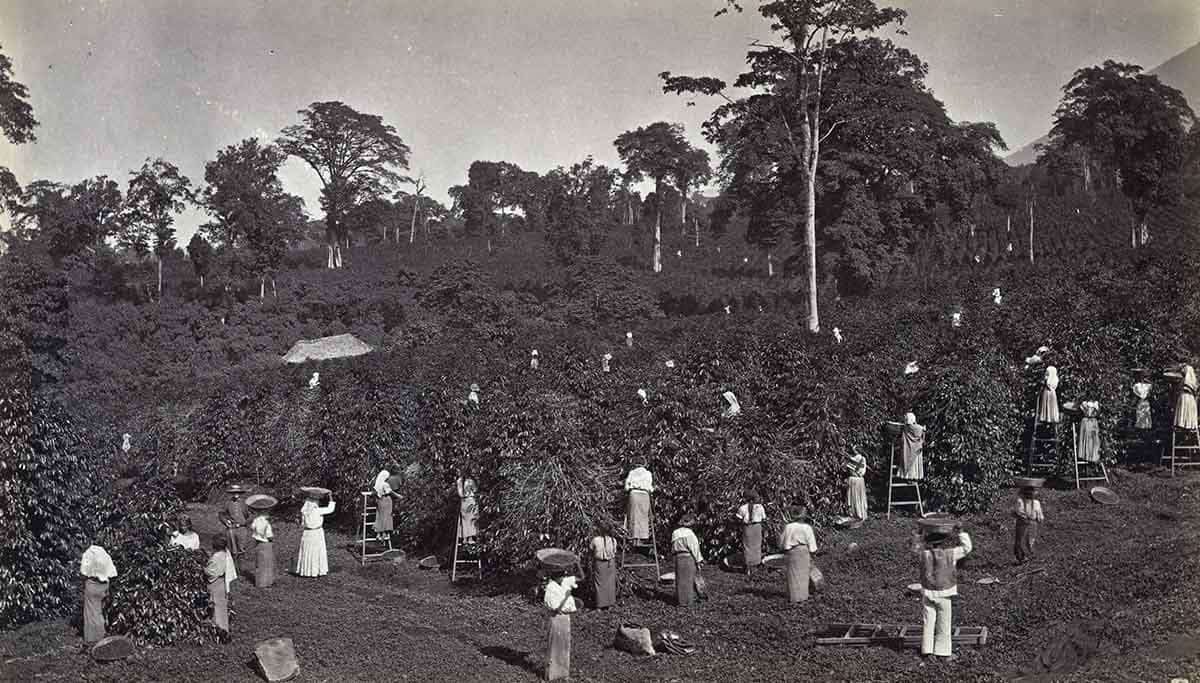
[1,1,1198,681]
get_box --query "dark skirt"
[1014,519,1038,564]
[83,578,108,643]
[786,546,811,603]
[375,494,393,533]
[741,523,763,567]
[593,558,616,608]
[546,612,571,680]
[675,553,697,607]
[227,525,249,556]
[256,541,276,588]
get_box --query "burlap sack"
[613,623,656,656]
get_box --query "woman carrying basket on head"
[295,488,336,578]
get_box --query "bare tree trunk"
[200,274,204,289]
[804,148,819,332]
[334,243,343,268]
[1139,217,1148,246]
[326,244,335,269]
[260,276,265,300]
[767,249,774,277]
[271,277,277,298]
[653,208,662,273]
[487,238,492,254]
[694,216,700,248]
[157,257,163,300]
[681,196,687,235]
[1006,214,1010,234]
[410,196,419,244]
[1028,199,1035,264]
[1082,149,1091,194]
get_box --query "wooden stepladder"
[1026,394,1059,475]
[1162,382,1200,476]
[815,623,988,648]
[451,509,482,583]
[620,493,661,583]
[357,491,395,566]
[1071,420,1109,490]
[886,435,924,519]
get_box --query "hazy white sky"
[1,0,1197,243]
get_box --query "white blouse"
[543,577,578,613]
[251,516,274,542]
[301,501,336,530]
[737,503,766,524]
[779,522,818,553]
[169,531,200,550]
[624,467,654,492]
[670,527,703,562]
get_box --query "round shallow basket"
[906,582,923,594]
[418,555,441,569]
[298,486,331,499]
[245,494,278,511]
[917,515,959,535]
[762,553,787,569]
[1061,400,1080,416]
[535,548,580,571]
[1090,486,1119,505]
[91,635,135,662]
[721,553,746,571]
[226,484,252,494]
[1013,476,1046,489]
[659,571,675,583]
[1163,370,1184,382]
[882,421,904,437]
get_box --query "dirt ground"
[4,468,1200,682]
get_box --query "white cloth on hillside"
[251,515,274,543]
[778,522,817,553]
[670,527,703,562]
[737,503,766,524]
[80,545,118,581]
[624,466,653,492]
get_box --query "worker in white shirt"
[735,491,766,577]
[911,523,973,662]
[778,506,818,603]
[624,464,654,546]
[543,569,578,681]
[670,514,704,607]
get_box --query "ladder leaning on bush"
[620,497,661,583]
[1162,379,1200,476]
[450,509,482,583]
[1026,393,1060,475]
[357,491,395,566]
[886,433,924,519]
[1070,420,1108,489]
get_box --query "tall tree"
[277,101,411,268]
[122,159,193,299]
[200,138,289,248]
[1044,60,1196,246]
[186,233,214,289]
[543,156,618,263]
[672,147,712,229]
[663,0,906,331]
[614,121,690,272]
[244,193,305,298]
[0,44,37,217]
[405,175,426,244]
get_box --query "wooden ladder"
[1026,394,1060,475]
[451,509,482,583]
[357,491,396,566]
[886,436,924,519]
[1071,421,1109,490]
[815,623,988,648]
[620,493,661,583]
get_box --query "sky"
[1,0,1197,244]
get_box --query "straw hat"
[298,486,331,499]
[245,494,278,511]
[226,484,251,494]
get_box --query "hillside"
[1006,41,1200,166]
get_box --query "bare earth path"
[4,468,1200,682]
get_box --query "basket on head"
[882,421,904,437]
[226,484,251,495]
[245,494,278,511]
[1013,476,1046,489]
[418,555,441,569]
[917,516,960,536]
[91,635,135,662]
[298,486,331,499]
[535,548,579,571]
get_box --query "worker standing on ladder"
[901,412,925,480]
[372,467,397,542]
[912,520,973,664]
[457,469,479,545]
[1177,365,1198,429]
[624,462,654,546]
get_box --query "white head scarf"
[722,391,741,417]
[81,545,118,581]
[373,469,392,497]
[905,412,917,425]
[1185,365,1198,390]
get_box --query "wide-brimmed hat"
[246,493,278,511]
[299,486,331,499]
[226,484,251,494]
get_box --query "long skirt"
[295,528,329,577]
[459,496,478,538]
[1014,518,1038,564]
[785,546,811,603]
[256,541,276,588]
[375,494,393,534]
[674,553,697,607]
[1176,392,1198,429]
[1078,417,1100,462]
[741,523,763,567]
[1038,387,1060,424]
[208,578,229,632]
[1136,399,1152,430]
[227,525,249,556]
[593,558,616,608]
[847,476,868,520]
[83,578,107,644]
[626,490,650,540]
[546,613,571,681]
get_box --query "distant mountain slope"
[1005,42,1200,166]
